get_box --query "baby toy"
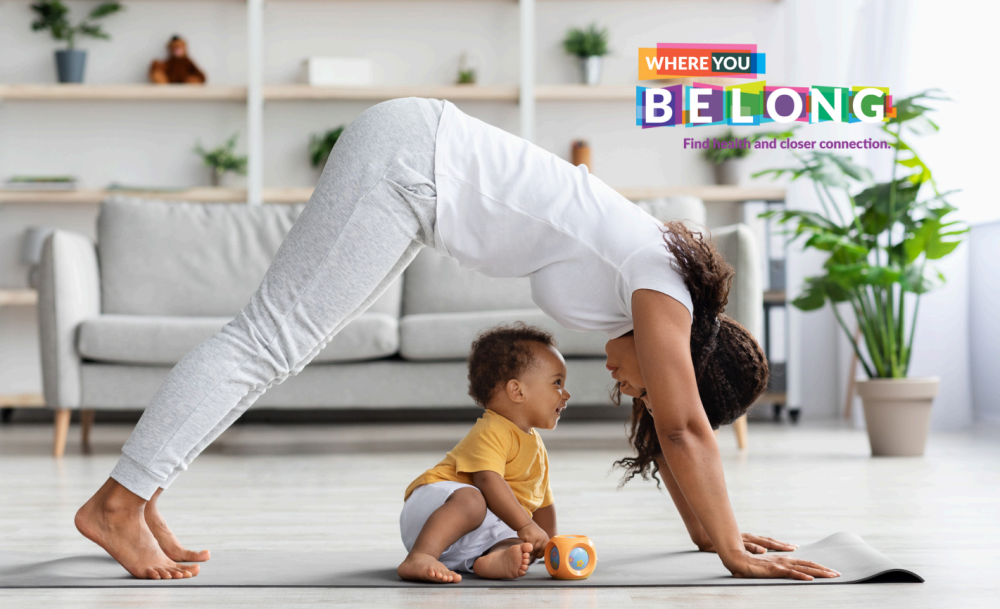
[149,35,206,84]
[544,535,597,580]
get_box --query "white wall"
[969,222,1000,424]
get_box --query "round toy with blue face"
[544,535,597,579]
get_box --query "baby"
[396,323,570,583]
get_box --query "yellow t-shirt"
[404,410,554,516]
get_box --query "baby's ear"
[506,379,526,402]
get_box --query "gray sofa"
[37,197,761,455]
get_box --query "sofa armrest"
[710,224,763,341]
[37,230,101,409]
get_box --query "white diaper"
[400,481,520,573]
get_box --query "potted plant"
[195,134,248,187]
[456,51,476,85]
[30,1,124,84]
[704,128,796,185]
[309,126,345,172]
[754,90,963,456]
[562,23,610,86]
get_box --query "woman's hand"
[697,533,799,555]
[726,550,841,581]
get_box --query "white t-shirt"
[432,100,693,338]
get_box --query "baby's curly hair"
[468,322,557,408]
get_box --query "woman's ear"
[506,379,526,402]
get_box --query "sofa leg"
[80,409,95,454]
[53,409,71,458]
[733,414,749,450]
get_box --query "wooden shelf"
[764,290,786,304]
[1,185,785,205]
[0,188,251,205]
[263,84,519,102]
[756,392,787,405]
[0,84,247,102]
[0,289,37,307]
[616,186,785,202]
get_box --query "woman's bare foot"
[75,478,200,580]
[473,542,532,579]
[145,489,210,562]
[397,552,462,583]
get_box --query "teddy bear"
[149,35,206,84]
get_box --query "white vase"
[713,160,740,185]
[580,56,602,86]
[857,377,939,457]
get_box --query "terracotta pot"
[857,377,939,457]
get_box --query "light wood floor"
[1,417,997,608]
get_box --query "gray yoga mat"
[0,532,921,588]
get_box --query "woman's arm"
[632,289,838,580]
[532,504,558,538]
[655,455,712,550]
[656,455,797,554]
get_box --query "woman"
[75,97,839,581]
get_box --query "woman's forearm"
[656,456,711,548]
[657,423,744,567]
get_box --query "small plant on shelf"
[30,0,123,49]
[562,23,610,59]
[562,24,611,87]
[456,51,476,85]
[30,1,124,83]
[309,126,345,170]
[704,128,796,185]
[194,134,248,187]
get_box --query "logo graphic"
[639,43,765,80]
[635,44,895,129]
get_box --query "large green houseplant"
[754,90,964,456]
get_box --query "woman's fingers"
[744,542,766,554]
[745,534,797,550]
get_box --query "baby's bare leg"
[472,539,533,580]
[397,488,487,584]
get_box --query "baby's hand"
[517,522,550,558]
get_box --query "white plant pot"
[713,160,741,185]
[857,377,939,457]
[580,56,603,86]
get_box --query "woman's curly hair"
[614,221,769,487]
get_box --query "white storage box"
[304,57,373,86]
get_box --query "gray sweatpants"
[111,97,445,500]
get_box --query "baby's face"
[519,345,570,430]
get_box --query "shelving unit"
[0,290,44,417]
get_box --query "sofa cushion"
[400,309,607,360]
[402,248,535,315]
[77,313,399,365]
[97,196,401,318]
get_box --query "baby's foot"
[473,542,532,579]
[397,552,462,583]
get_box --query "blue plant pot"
[55,50,87,83]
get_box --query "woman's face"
[604,332,646,399]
